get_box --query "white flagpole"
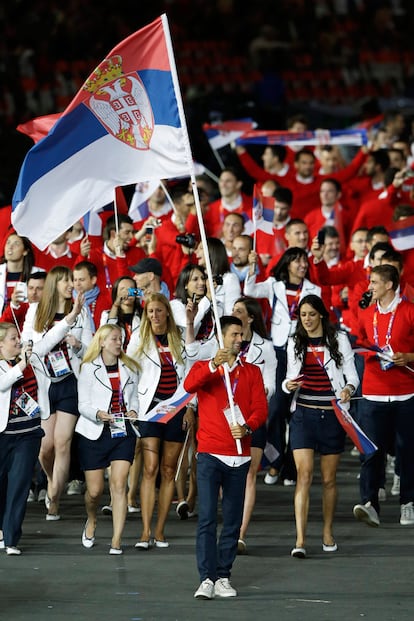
[113,188,119,236]
[162,13,242,454]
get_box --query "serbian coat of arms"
[83,55,154,150]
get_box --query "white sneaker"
[67,480,84,495]
[214,578,237,598]
[27,489,36,503]
[378,487,386,502]
[264,472,278,485]
[283,479,296,487]
[386,455,395,475]
[400,502,414,525]
[353,501,380,527]
[350,445,360,457]
[391,474,400,496]
[6,546,21,555]
[194,578,215,599]
[37,489,47,503]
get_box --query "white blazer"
[128,336,189,419]
[0,317,75,429]
[215,272,242,315]
[282,330,360,412]
[21,303,93,419]
[244,275,321,347]
[76,356,139,440]
[170,296,216,342]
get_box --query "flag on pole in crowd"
[236,128,368,147]
[12,14,192,250]
[389,214,414,251]
[332,399,377,455]
[252,184,274,235]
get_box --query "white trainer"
[391,474,400,497]
[194,578,215,600]
[353,501,380,527]
[400,502,414,526]
[214,577,237,598]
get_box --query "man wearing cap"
[130,257,172,301]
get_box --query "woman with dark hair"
[171,264,214,342]
[195,237,241,315]
[282,294,359,558]
[245,246,321,487]
[0,232,38,314]
[100,276,143,351]
[231,296,277,554]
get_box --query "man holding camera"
[353,264,414,528]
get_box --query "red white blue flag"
[203,118,257,151]
[12,14,193,250]
[332,399,377,455]
[237,128,368,147]
[145,384,194,423]
[389,214,414,251]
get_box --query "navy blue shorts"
[251,423,266,450]
[48,374,79,416]
[77,424,136,471]
[289,404,345,455]
[138,408,186,443]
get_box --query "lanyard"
[373,302,399,347]
[156,336,174,367]
[287,283,302,319]
[102,254,112,290]
[308,342,325,368]
[218,364,241,395]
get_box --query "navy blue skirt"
[77,424,137,471]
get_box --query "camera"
[359,290,373,309]
[176,233,197,249]
[213,274,223,286]
[127,287,144,298]
[317,229,326,245]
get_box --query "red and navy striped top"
[154,334,177,402]
[297,338,334,408]
[106,363,126,414]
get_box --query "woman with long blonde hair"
[76,324,140,554]
[22,265,92,520]
[127,293,195,548]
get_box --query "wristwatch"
[243,424,253,436]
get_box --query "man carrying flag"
[353,264,414,528]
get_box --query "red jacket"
[357,299,414,396]
[184,359,268,456]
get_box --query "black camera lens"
[176,233,197,249]
[358,290,373,309]
[213,274,223,286]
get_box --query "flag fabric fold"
[331,399,377,455]
[12,14,192,250]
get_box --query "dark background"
[1,0,414,204]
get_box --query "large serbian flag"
[12,14,192,250]
[332,399,377,455]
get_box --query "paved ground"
[2,444,413,621]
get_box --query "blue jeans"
[196,453,249,582]
[0,431,43,546]
[358,397,414,512]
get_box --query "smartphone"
[293,374,307,382]
[144,226,154,242]
[15,282,28,302]
[192,293,197,303]
[317,229,326,245]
